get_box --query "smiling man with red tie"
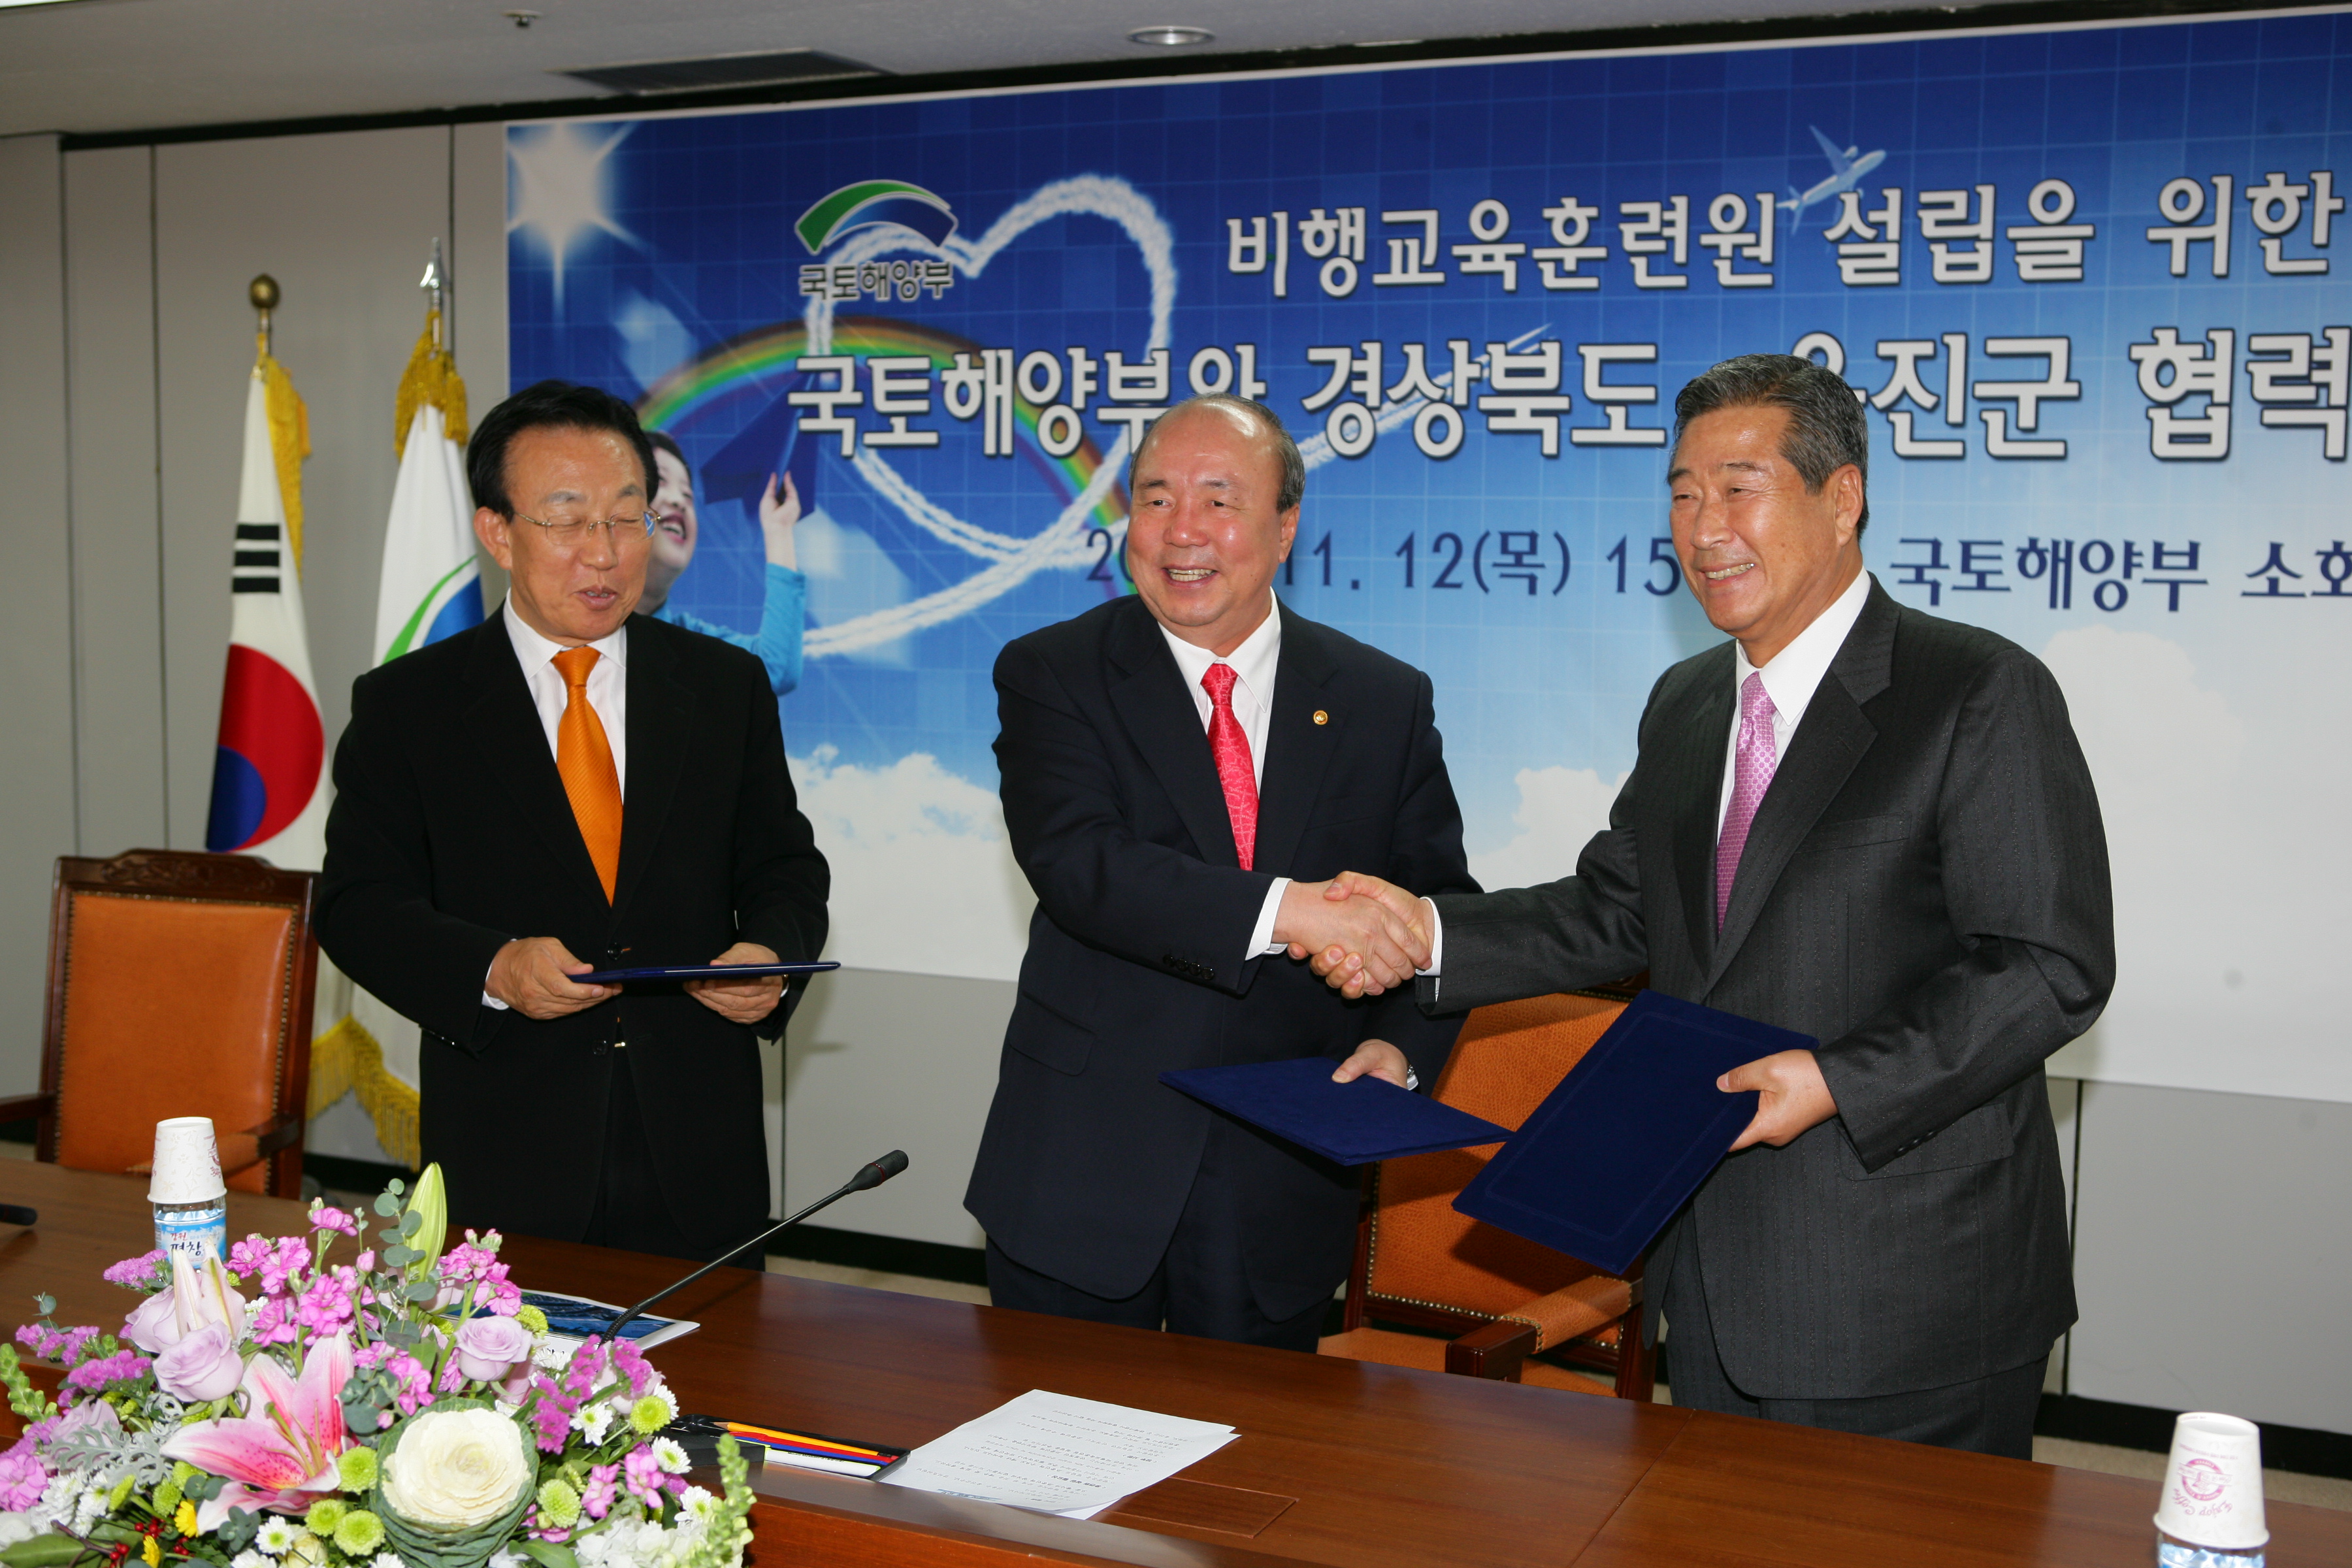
[965,394,1478,1349]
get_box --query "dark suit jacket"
[316,612,828,1251]
[966,596,1478,1318]
[1424,578,2113,1399]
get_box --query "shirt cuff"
[483,957,510,1011]
[1418,898,1444,976]
[1250,877,1292,961]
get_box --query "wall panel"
[2070,1081,2352,1434]
[783,967,1009,1249]
[0,135,78,1090]
[61,145,166,858]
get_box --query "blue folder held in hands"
[1452,989,1815,1277]
[1158,1056,1514,1166]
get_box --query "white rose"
[382,1408,533,1529]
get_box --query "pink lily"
[162,1331,353,1530]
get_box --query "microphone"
[592,1150,907,1344]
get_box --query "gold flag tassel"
[393,307,470,459]
[250,310,311,570]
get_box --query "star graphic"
[507,122,635,310]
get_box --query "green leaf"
[399,1212,423,1237]
[515,1543,577,1568]
[0,1531,90,1567]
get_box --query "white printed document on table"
[879,1388,1237,1519]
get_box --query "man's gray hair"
[1673,353,1871,532]
[1129,394,1306,514]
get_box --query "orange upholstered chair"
[0,850,319,1198]
[1318,987,1656,1399]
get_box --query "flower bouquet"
[0,1169,752,1568]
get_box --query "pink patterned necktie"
[1200,662,1258,870]
[1716,672,1778,930]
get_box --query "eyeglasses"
[510,511,659,549]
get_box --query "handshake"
[1274,873,1432,999]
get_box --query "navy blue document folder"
[1452,990,1815,1276]
[572,960,840,985]
[1159,1056,1515,1166]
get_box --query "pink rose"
[122,1256,247,1354]
[453,1315,535,1383]
[122,1288,187,1354]
[153,1322,244,1402]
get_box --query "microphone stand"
[592,1150,907,1344]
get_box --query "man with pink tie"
[1313,355,2114,1454]
[964,395,1479,1349]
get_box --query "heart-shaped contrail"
[802,176,1177,658]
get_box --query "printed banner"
[510,9,2351,1102]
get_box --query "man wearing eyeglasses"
[318,380,830,1262]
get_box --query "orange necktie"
[551,645,623,901]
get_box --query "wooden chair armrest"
[1499,1275,1635,1352]
[0,1093,52,1124]
[248,1111,302,1158]
[1445,1319,1539,1380]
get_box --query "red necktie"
[1200,663,1258,870]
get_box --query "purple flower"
[61,1348,150,1401]
[526,1380,576,1454]
[14,1323,101,1364]
[0,1445,46,1510]
[103,1250,169,1291]
[154,1322,244,1403]
[608,1341,654,1399]
[453,1315,534,1384]
[580,1463,619,1521]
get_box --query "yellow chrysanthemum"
[174,1500,197,1536]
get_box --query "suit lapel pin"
[1312,710,1329,725]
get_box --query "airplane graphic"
[1786,125,1887,231]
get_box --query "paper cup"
[147,1117,227,1204]
[2153,1412,2268,1551]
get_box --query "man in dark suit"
[966,394,1478,1350]
[318,381,828,1261]
[1315,355,2113,1454]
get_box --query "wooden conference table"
[2,1164,2342,1567]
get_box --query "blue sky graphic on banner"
[510,10,2350,1102]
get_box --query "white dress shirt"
[1155,595,1292,962]
[483,597,631,1009]
[1422,568,1873,989]
[503,595,630,796]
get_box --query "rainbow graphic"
[637,314,1130,535]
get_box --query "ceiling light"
[1128,26,1213,48]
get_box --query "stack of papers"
[881,1389,1237,1520]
